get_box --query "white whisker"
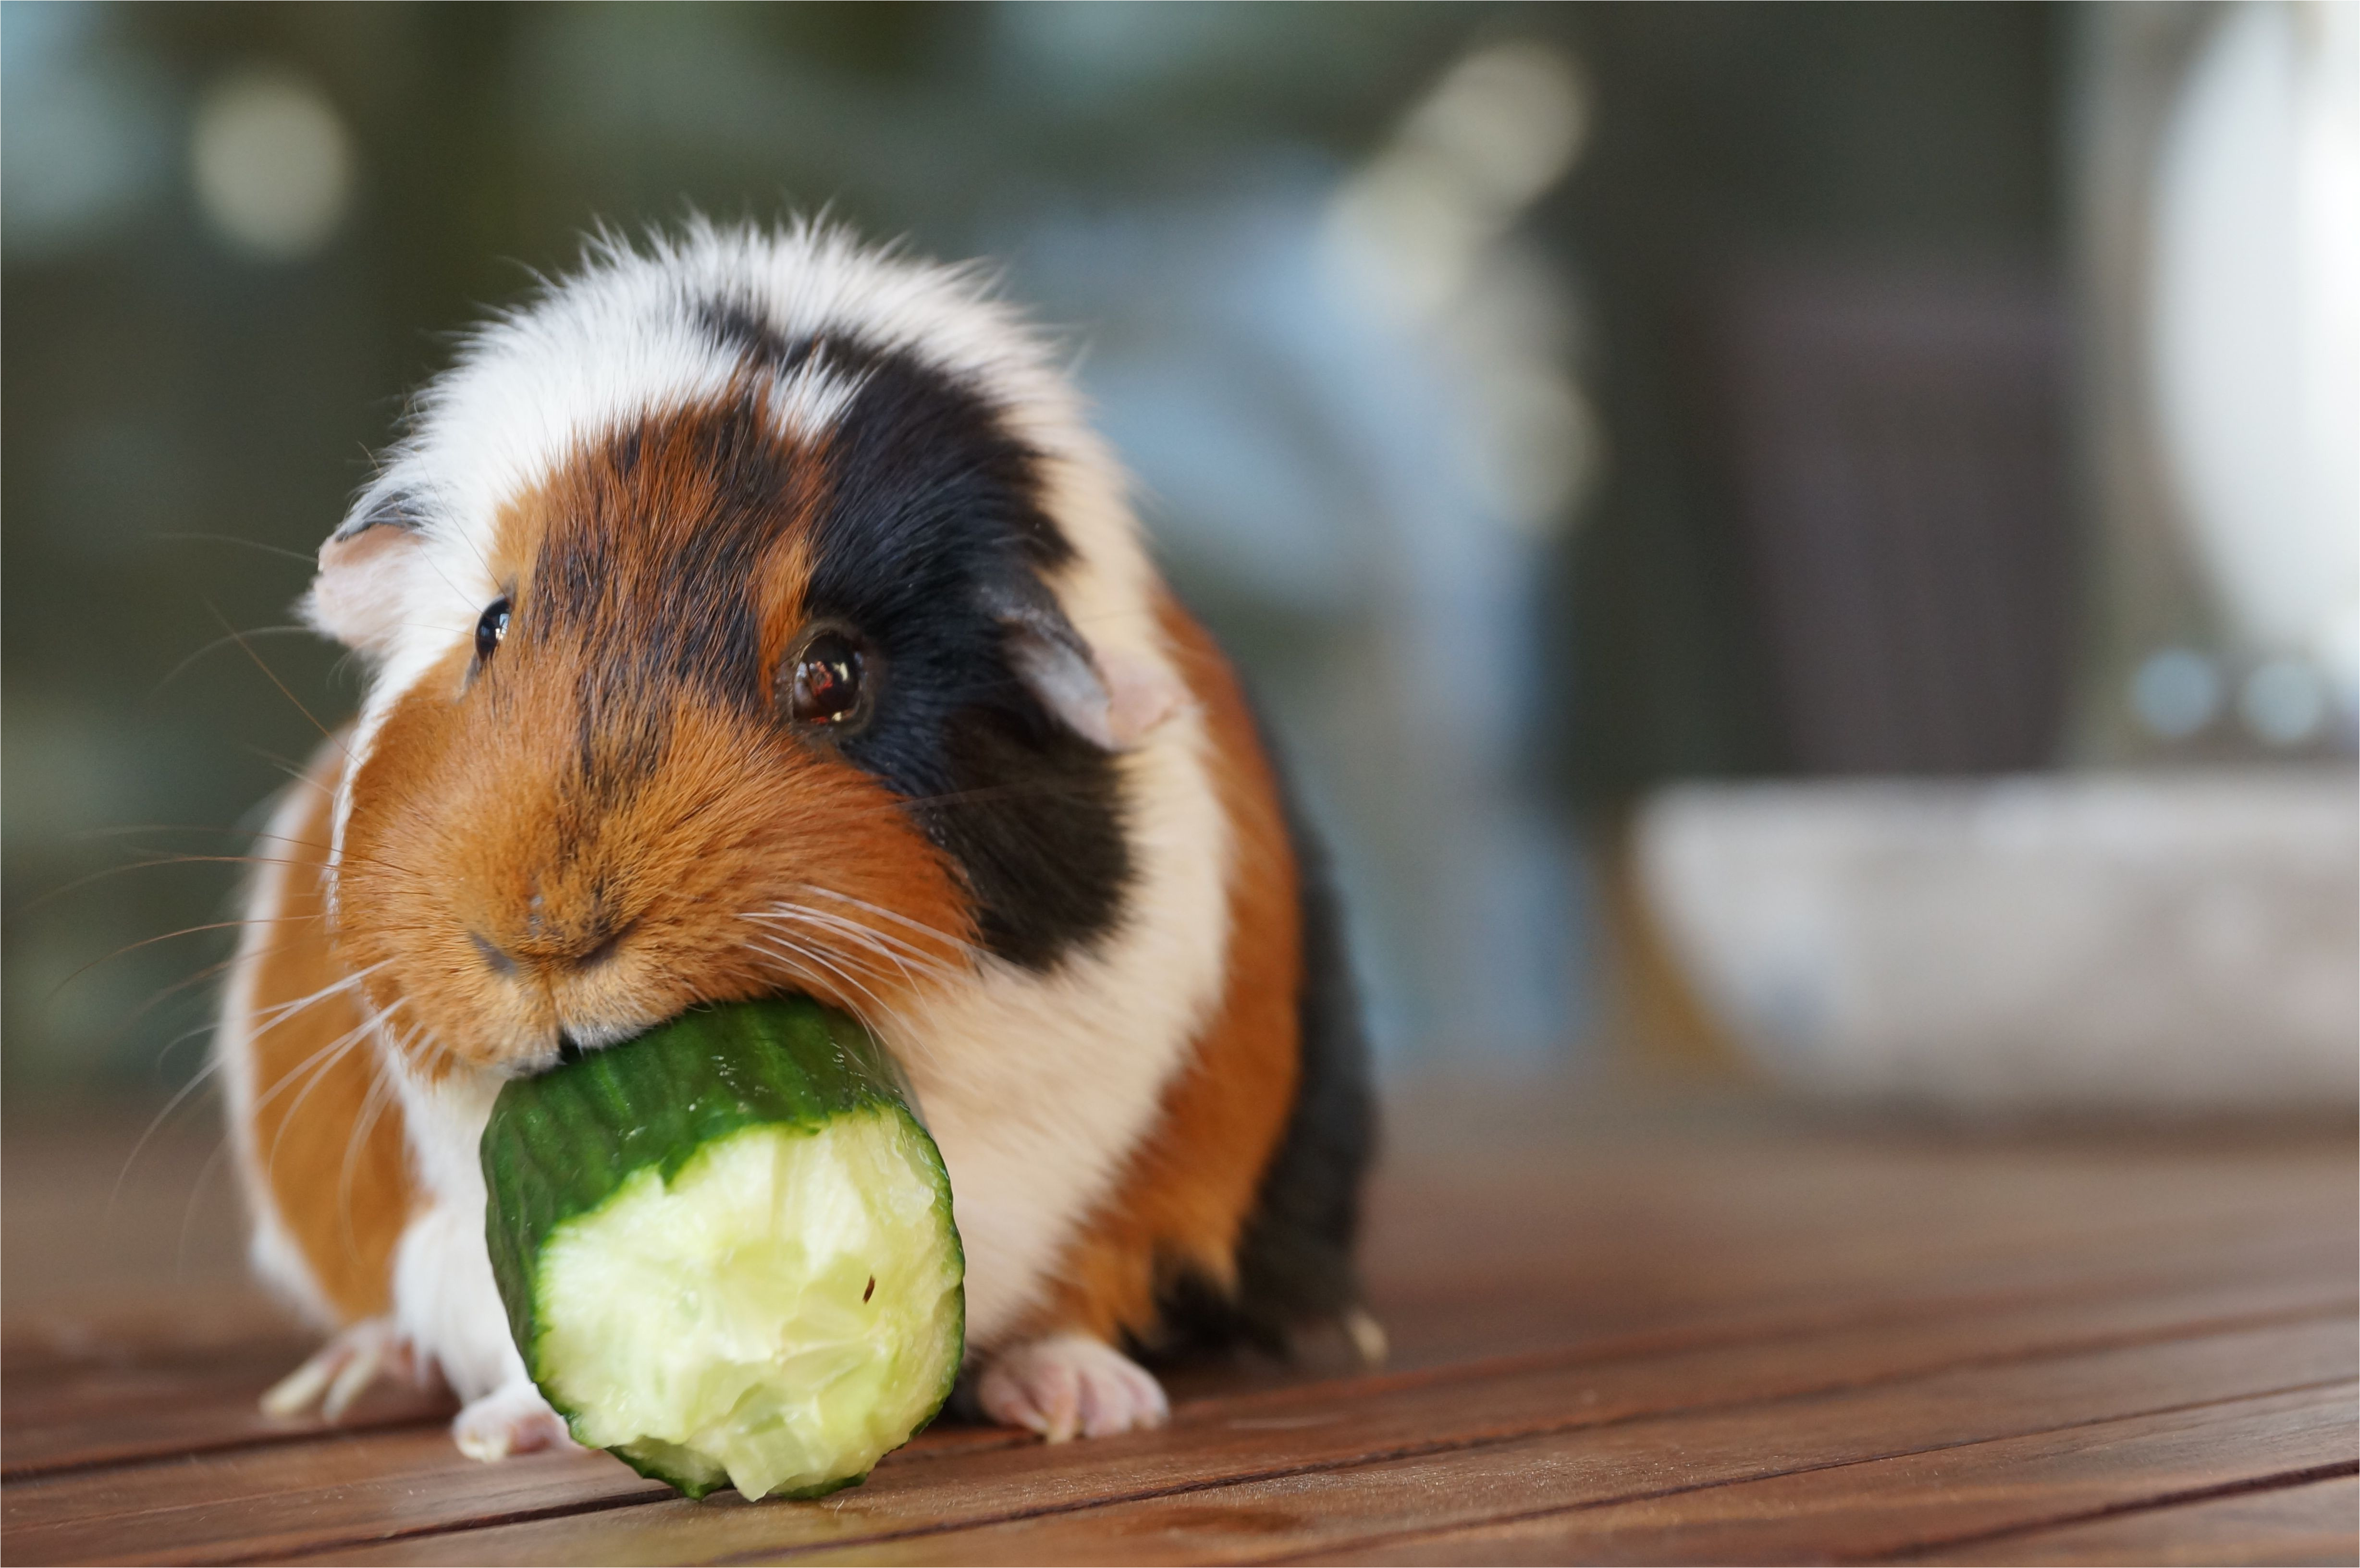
[741,932,922,1047]
[261,994,409,1181]
[337,1025,406,1258]
[109,1054,224,1225]
[799,885,987,961]
[241,958,392,1038]
[745,905,961,985]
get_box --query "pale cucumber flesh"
[530,1106,962,1500]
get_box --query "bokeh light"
[189,66,354,260]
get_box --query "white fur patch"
[381,1055,529,1403]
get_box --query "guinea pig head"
[320,375,1165,1078]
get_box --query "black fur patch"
[694,297,801,377]
[1231,768,1375,1333]
[646,298,1127,966]
[796,336,1123,968]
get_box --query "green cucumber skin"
[611,1447,864,1503]
[479,996,964,1498]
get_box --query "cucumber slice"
[481,998,964,1500]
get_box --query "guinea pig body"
[214,222,1373,1457]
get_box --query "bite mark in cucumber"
[481,998,964,1500]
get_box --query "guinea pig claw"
[260,1317,421,1420]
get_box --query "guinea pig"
[214,219,1376,1460]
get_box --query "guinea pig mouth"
[512,1016,654,1077]
[516,992,829,1077]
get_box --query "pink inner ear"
[306,523,423,653]
[1100,647,1184,748]
[1008,628,1185,751]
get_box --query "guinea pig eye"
[474,597,511,662]
[787,630,868,727]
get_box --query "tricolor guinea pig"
[214,220,1375,1460]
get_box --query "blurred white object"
[1637,772,2359,1112]
[190,66,354,260]
[2149,0,2360,718]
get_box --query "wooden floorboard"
[1,1349,455,1481]
[1912,1473,2360,1566]
[752,1325,2354,1567]
[1314,1385,2358,1567]
[181,1294,2342,1565]
[4,1091,2353,1566]
[10,1277,2351,1563]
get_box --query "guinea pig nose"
[469,931,519,978]
[571,919,636,973]
[471,919,635,977]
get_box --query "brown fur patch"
[245,735,413,1322]
[1013,596,1303,1347]
[336,401,972,1078]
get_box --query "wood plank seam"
[1251,1378,2360,1568]
[0,1412,455,1483]
[1899,1472,2360,1567]
[1199,1279,2357,1424]
[9,1225,2335,1470]
[170,1304,2353,1568]
[1872,1458,2360,1564]
[101,1432,1030,1566]
[700,1371,2360,1565]
[205,1489,671,1568]
[153,1366,2353,1568]
[20,1274,2335,1487]
[0,1409,1029,1492]
[171,1300,2356,1566]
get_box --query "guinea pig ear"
[301,494,425,655]
[989,579,1182,751]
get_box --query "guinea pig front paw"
[976,1333,1170,1443]
[259,1316,431,1421]
[452,1379,577,1463]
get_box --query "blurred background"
[4,1,2354,1116]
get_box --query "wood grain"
[266,1298,2353,1564]
[1913,1472,2360,1566]
[1320,1385,2358,1566]
[0,1344,454,1480]
[3,1097,2351,1568]
[0,1428,671,1568]
[764,1328,2356,1566]
[0,1417,1041,1567]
